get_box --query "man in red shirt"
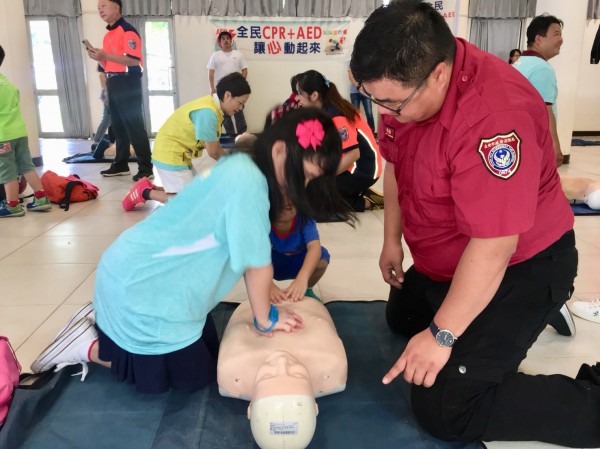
[351,2,598,447]
[86,0,153,181]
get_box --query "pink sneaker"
[122,177,156,211]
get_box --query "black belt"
[105,72,128,79]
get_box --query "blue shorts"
[96,314,219,394]
[272,246,330,281]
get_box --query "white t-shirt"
[207,50,247,85]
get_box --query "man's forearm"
[433,235,518,336]
[383,162,403,245]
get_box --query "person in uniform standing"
[86,0,153,181]
[351,2,599,447]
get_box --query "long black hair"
[250,107,354,225]
[296,70,358,123]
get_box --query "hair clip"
[296,119,325,151]
[324,77,331,88]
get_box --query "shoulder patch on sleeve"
[338,126,349,142]
[477,131,521,180]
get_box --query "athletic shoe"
[52,302,95,341]
[570,298,600,324]
[100,165,130,177]
[547,304,577,337]
[30,317,97,381]
[26,195,52,212]
[122,177,156,211]
[0,201,25,217]
[364,188,384,206]
[132,171,155,182]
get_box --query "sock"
[142,188,153,201]
[8,200,20,208]
[305,288,321,302]
[34,190,46,199]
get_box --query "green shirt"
[0,73,28,141]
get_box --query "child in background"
[30,107,353,394]
[270,199,329,303]
[122,72,251,211]
[0,45,51,217]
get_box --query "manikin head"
[248,351,319,449]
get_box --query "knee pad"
[585,189,600,210]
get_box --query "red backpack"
[40,171,99,211]
[0,337,20,427]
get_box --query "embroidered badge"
[128,39,137,50]
[0,142,12,154]
[385,126,395,141]
[338,126,349,142]
[477,131,521,180]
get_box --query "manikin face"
[219,35,233,52]
[252,351,313,400]
[537,23,563,60]
[221,92,249,117]
[97,0,121,25]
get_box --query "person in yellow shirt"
[122,72,251,211]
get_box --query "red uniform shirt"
[379,38,573,281]
[102,17,143,75]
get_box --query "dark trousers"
[106,75,153,173]
[223,110,247,135]
[336,170,378,212]
[386,230,600,447]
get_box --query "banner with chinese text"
[210,18,351,61]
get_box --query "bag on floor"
[0,336,21,427]
[40,171,99,211]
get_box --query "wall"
[0,0,40,159]
[574,19,600,132]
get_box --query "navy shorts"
[272,246,330,281]
[96,314,219,394]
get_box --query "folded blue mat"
[571,202,600,215]
[571,138,600,146]
[0,302,483,449]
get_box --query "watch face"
[436,330,455,347]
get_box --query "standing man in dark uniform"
[351,2,599,447]
[87,0,153,181]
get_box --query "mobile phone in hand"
[82,39,94,51]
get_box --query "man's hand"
[555,148,564,168]
[87,47,106,62]
[379,240,405,288]
[382,329,451,388]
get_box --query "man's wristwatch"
[429,321,458,347]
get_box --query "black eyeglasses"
[357,61,441,115]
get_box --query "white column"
[0,0,40,160]
[535,0,588,159]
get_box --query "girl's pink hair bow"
[296,119,325,151]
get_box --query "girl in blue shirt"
[31,108,353,394]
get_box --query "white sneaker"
[570,299,600,324]
[547,304,576,337]
[52,302,95,341]
[31,317,97,381]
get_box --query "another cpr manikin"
[560,176,600,210]
[218,298,347,449]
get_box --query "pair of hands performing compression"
[379,241,452,389]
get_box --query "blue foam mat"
[571,202,600,215]
[0,302,483,449]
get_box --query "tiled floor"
[1,139,599,449]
